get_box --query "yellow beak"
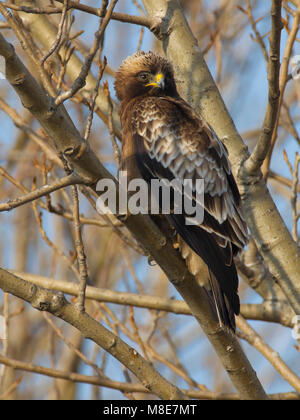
[146,73,165,88]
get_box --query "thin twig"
[8,270,295,328]
[53,0,118,108]
[246,0,269,63]
[71,184,89,312]
[237,316,300,393]
[0,268,186,400]
[291,153,300,242]
[43,313,105,378]
[41,0,69,65]
[84,56,107,141]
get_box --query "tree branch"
[3,1,151,28]
[0,17,268,400]
[0,172,83,212]
[237,316,300,393]
[8,270,294,328]
[141,0,300,315]
[0,268,186,400]
[245,0,282,174]
[0,354,298,400]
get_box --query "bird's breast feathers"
[123,95,248,250]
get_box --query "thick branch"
[237,316,300,393]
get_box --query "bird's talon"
[117,213,129,223]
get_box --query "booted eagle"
[114,51,248,331]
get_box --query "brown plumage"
[114,51,248,331]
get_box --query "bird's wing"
[130,96,248,259]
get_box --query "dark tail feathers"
[168,213,240,332]
[207,269,238,332]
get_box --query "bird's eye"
[137,72,150,82]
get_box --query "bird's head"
[114,51,178,102]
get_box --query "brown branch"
[0,354,149,396]
[246,0,268,63]
[0,31,107,183]
[17,2,122,136]
[0,164,117,228]
[53,0,118,108]
[262,4,300,177]
[0,171,83,212]
[0,18,267,399]
[0,268,186,400]
[245,0,282,174]
[0,353,297,399]
[284,152,300,243]
[40,0,69,66]
[2,1,151,29]
[43,312,105,379]
[0,376,23,400]
[71,183,89,312]
[141,0,300,317]
[0,98,62,167]
[291,153,300,243]
[8,270,295,328]
[240,302,293,328]
[31,196,82,283]
[269,169,300,192]
[237,316,300,393]
[0,2,58,98]
[54,0,151,28]
[103,81,121,167]
[84,56,107,141]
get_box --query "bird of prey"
[114,51,248,331]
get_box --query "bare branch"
[53,0,118,108]
[0,171,83,212]
[40,0,69,65]
[0,7,269,400]
[237,316,300,393]
[8,270,295,328]
[0,268,186,400]
[262,4,300,176]
[246,0,268,63]
[141,0,300,316]
[71,183,89,312]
